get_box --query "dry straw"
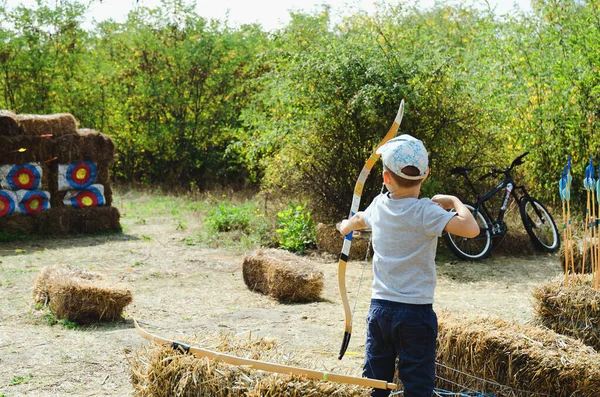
[436,311,600,397]
[532,275,600,351]
[16,113,78,137]
[242,249,324,303]
[128,331,370,397]
[0,109,19,136]
[315,223,371,260]
[33,264,132,324]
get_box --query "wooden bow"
[133,319,397,391]
[337,100,405,360]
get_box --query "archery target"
[16,190,50,215]
[58,161,98,190]
[0,163,42,190]
[0,190,18,217]
[63,184,105,208]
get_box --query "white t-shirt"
[363,193,456,304]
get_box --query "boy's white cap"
[376,134,428,180]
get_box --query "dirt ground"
[0,201,563,396]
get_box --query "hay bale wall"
[436,311,600,397]
[242,249,324,303]
[128,332,370,397]
[0,110,120,234]
[532,275,600,351]
[33,264,132,323]
[315,223,371,261]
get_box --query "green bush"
[204,203,254,232]
[276,204,315,253]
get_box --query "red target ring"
[11,168,36,190]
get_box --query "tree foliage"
[1,0,599,219]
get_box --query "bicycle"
[443,152,560,260]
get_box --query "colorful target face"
[0,163,42,190]
[63,184,105,208]
[17,190,50,215]
[0,190,18,217]
[58,161,97,190]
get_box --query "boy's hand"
[431,194,459,210]
[338,220,351,236]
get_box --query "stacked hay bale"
[315,223,371,260]
[0,110,120,234]
[532,275,600,351]
[242,249,324,303]
[33,264,132,324]
[128,331,371,397]
[436,311,600,397]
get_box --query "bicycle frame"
[463,173,537,236]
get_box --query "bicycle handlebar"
[474,152,530,182]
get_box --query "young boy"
[338,134,479,397]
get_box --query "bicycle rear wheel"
[443,201,493,260]
[519,197,560,252]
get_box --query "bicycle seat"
[450,166,472,176]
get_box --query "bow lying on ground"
[338,99,405,360]
[133,319,397,391]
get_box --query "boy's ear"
[382,169,392,185]
[418,168,430,185]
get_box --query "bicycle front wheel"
[519,197,560,252]
[443,201,493,260]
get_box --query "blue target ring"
[68,185,105,208]
[66,161,97,189]
[6,164,41,190]
[18,191,49,215]
[0,191,16,217]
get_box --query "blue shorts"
[363,299,437,397]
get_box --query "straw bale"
[242,249,324,303]
[0,207,121,235]
[0,135,52,164]
[532,275,600,351]
[128,331,370,397]
[0,213,36,234]
[315,223,371,261]
[492,229,537,257]
[16,113,78,137]
[558,237,594,274]
[33,264,132,324]
[36,206,121,234]
[0,110,19,137]
[49,130,114,164]
[436,310,600,397]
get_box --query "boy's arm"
[431,195,480,238]
[338,211,367,236]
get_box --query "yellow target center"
[76,168,88,180]
[18,174,30,185]
[30,199,39,210]
[0,201,5,211]
[81,196,93,207]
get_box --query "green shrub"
[205,203,254,232]
[276,204,315,253]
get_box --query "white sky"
[6,0,532,31]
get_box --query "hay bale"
[0,110,19,136]
[315,223,371,261]
[492,228,538,256]
[558,238,594,274]
[242,249,324,303]
[36,206,121,234]
[16,113,78,137]
[0,135,52,164]
[128,331,370,397]
[532,275,600,351]
[33,264,132,324]
[50,129,115,164]
[436,311,600,397]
